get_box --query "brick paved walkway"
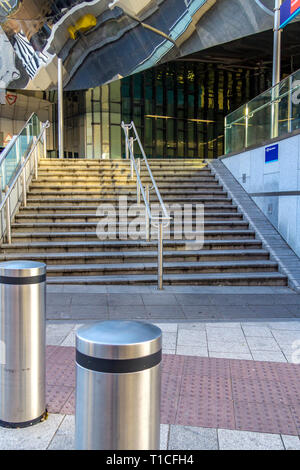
[46,345,300,436]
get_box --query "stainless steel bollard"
[0,261,47,428]
[75,320,162,450]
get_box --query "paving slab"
[208,340,250,354]
[176,346,208,357]
[206,327,245,343]
[142,294,178,305]
[46,323,75,346]
[168,425,218,450]
[47,414,75,450]
[177,329,207,347]
[268,321,300,330]
[0,414,64,450]
[251,351,287,363]
[271,330,300,346]
[160,425,170,450]
[107,293,144,306]
[162,332,177,350]
[242,326,273,338]
[175,294,213,306]
[246,336,282,352]
[209,352,253,361]
[218,429,284,450]
[281,434,300,450]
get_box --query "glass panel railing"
[225,68,300,154]
[0,114,41,190]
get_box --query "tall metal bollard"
[0,261,47,428]
[75,320,162,450]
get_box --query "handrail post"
[145,184,150,241]
[125,127,129,160]
[34,137,38,180]
[5,185,11,244]
[130,137,134,180]
[245,104,249,149]
[158,220,163,290]
[22,157,27,207]
[43,127,47,159]
[137,158,141,204]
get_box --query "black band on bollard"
[0,274,46,285]
[0,411,47,429]
[76,349,162,374]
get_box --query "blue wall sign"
[280,0,300,28]
[265,144,279,163]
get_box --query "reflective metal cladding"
[0,0,214,90]
[0,0,279,92]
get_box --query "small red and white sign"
[291,0,300,13]
[3,134,12,146]
[6,94,17,106]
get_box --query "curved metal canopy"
[0,0,289,91]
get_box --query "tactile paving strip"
[234,401,298,435]
[176,373,235,429]
[60,390,75,415]
[231,377,287,406]
[280,380,300,406]
[45,345,300,435]
[290,406,300,434]
[161,354,185,376]
[161,373,182,424]
[276,362,300,383]
[184,356,231,378]
[46,385,74,414]
[230,359,280,382]
[46,362,75,387]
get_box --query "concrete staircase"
[0,159,287,286]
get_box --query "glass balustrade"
[0,114,41,190]
[225,69,300,155]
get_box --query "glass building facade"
[49,60,272,160]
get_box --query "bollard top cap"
[0,260,46,278]
[76,320,162,360]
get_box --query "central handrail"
[122,121,171,222]
[121,121,171,290]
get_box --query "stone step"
[6,157,285,287]
[39,165,211,175]
[11,220,249,233]
[11,229,256,242]
[30,182,222,190]
[15,212,243,223]
[38,169,214,181]
[35,175,217,183]
[28,188,226,196]
[18,204,238,214]
[38,158,205,166]
[25,196,233,205]
[46,272,287,286]
[0,249,269,265]
[44,260,279,276]
[1,239,262,253]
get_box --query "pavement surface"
[1,285,300,450]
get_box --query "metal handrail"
[121,121,171,290]
[0,120,49,244]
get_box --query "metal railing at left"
[0,115,50,244]
[121,121,171,290]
